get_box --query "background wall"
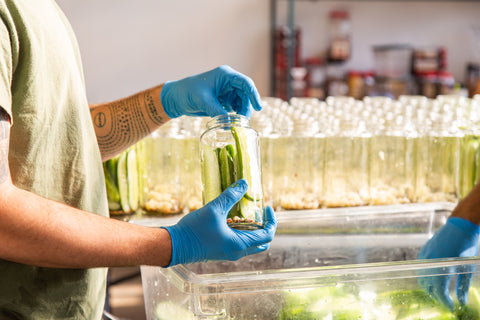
[56,0,480,104]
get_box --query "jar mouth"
[206,113,250,129]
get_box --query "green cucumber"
[127,148,139,211]
[202,144,222,203]
[117,152,130,213]
[231,126,263,202]
[218,145,235,190]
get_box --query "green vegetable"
[279,287,480,320]
[202,144,222,203]
[103,146,140,214]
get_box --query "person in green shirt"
[0,1,277,319]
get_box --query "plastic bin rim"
[143,257,480,296]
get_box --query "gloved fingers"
[262,206,278,236]
[194,92,229,118]
[229,74,262,114]
[243,243,270,257]
[457,270,474,305]
[209,179,248,217]
[430,274,454,311]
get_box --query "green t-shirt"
[0,0,109,319]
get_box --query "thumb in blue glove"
[161,65,262,119]
[164,179,277,266]
[417,217,480,310]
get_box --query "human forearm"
[451,181,480,225]
[0,183,172,268]
[90,84,170,161]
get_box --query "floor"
[107,267,147,320]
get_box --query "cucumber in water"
[231,126,263,224]
[218,145,236,190]
[117,152,131,213]
[231,126,262,202]
[202,144,222,203]
[127,148,139,211]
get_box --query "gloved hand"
[160,65,262,119]
[418,217,480,310]
[164,179,277,266]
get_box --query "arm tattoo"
[0,108,10,184]
[92,90,166,158]
[144,91,165,126]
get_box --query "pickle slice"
[127,148,139,211]
[202,144,222,203]
[231,126,262,202]
[218,145,235,191]
[117,152,131,213]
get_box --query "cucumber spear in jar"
[201,125,263,230]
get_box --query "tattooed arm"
[0,107,172,268]
[90,84,170,161]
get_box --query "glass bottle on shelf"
[200,114,264,230]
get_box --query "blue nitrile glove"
[164,179,277,266]
[418,217,480,310]
[160,65,262,119]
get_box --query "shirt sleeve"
[0,15,14,122]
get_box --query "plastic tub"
[139,202,480,319]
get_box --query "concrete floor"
[108,267,146,320]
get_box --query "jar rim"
[206,113,250,130]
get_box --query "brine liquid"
[370,135,416,205]
[324,135,370,208]
[416,135,460,203]
[458,134,480,200]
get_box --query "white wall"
[56,0,270,104]
[56,1,480,104]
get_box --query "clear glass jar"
[418,112,462,203]
[200,114,264,230]
[324,114,371,208]
[369,113,418,205]
[103,142,145,221]
[141,120,186,216]
[279,114,322,210]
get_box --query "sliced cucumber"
[218,145,235,190]
[231,126,263,201]
[117,152,131,213]
[127,148,139,211]
[202,144,222,203]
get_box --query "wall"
[56,1,480,103]
[56,0,270,104]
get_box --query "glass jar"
[324,114,371,208]
[141,119,186,216]
[103,142,145,221]
[200,114,264,230]
[369,113,418,205]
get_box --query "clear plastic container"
[139,202,480,320]
[200,114,264,230]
